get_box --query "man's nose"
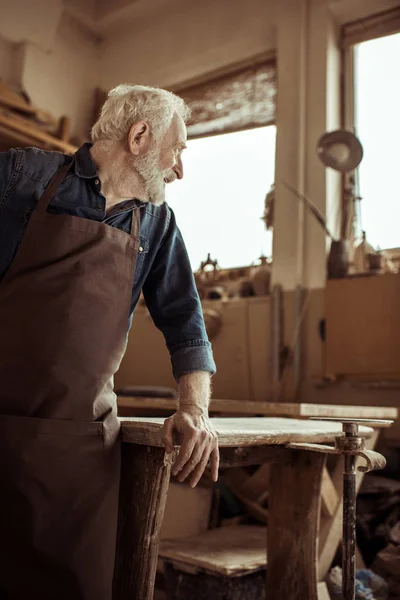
[173,156,184,180]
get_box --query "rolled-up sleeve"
[142,206,216,381]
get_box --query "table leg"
[113,443,172,600]
[266,450,325,600]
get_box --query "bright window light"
[354,32,400,250]
[166,126,276,270]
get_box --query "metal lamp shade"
[316,130,363,172]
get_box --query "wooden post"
[266,449,325,600]
[113,443,173,600]
[57,116,71,142]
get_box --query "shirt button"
[94,179,100,186]
[96,205,103,211]
[138,246,144,252]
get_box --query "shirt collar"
[73,142,98,179]
[73,142,147,209]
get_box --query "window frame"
[340,8,400,248]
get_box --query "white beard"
[135,146,167,206]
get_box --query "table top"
[117,397,398,421]
[120,417,374,447]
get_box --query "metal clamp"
[309,417,392,600]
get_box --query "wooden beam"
[113,443,173,600]
[266,450,326,600]
[317,582,331,600]
[57,116,71,142]
[0,110,76,153]
[218,446,288,468]
[321,467,339,518]
[0,81,36,115]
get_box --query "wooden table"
[117,396,398,420]
[113,417,376,600]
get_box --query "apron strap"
[36,161,73,213]
[37,158,141,242]
[130,207,140,238]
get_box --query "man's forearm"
[178,371,211,413]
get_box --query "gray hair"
[91,84,191,143]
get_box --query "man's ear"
[128,120,151,156]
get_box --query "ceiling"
[63,0,179,37]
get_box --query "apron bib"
[0,160,140,599]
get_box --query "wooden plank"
[224,468,269,523]
[240,463,271,502]
[120,417,374,448]
[0,81,36,115]
[117,397,398,421]
[57,116,71,142]
[113,443,173,600]
[0,107,53,138]
[266,450,326,600]
[0,124,44,149]
[321,467,339,518]
[317,582,331,600]
[262,402,398,421]
[0,111,76,154]
[0,82,58,128]
[159,525,267,576]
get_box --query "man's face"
[135,113,187,206]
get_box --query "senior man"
[0,85,218,599]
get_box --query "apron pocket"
[0,413,103,436]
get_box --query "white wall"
[21,13,99,141]
[99,0,276,90]
[0,0,63,51]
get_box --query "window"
[342,6,400,251]
[353,31,400,250]
[166,126,276,270]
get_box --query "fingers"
[172,437,196,478]
[160,417,175,453]
[210,446,220,483]
[175,443,204,483]
[189,446,212,488]
[176,432,219,487]
[162,411,220,487]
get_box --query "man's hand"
[160,407,219,488]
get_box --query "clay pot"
[250,256,271,296]
[327,240,349,279]
[367,253,384,273]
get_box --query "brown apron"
[0,161,140,599]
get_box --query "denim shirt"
[0,143,216,380]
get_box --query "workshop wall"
[21,13,99,142]
[98,0,276,90]
[0,38,16,85]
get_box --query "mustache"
[164,172,177,184]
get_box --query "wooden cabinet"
[325,274,400,379]
[115,297,271,402]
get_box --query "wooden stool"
[159,525,267,600]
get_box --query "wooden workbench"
[117,396,398,420]
[113,417,376,600]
